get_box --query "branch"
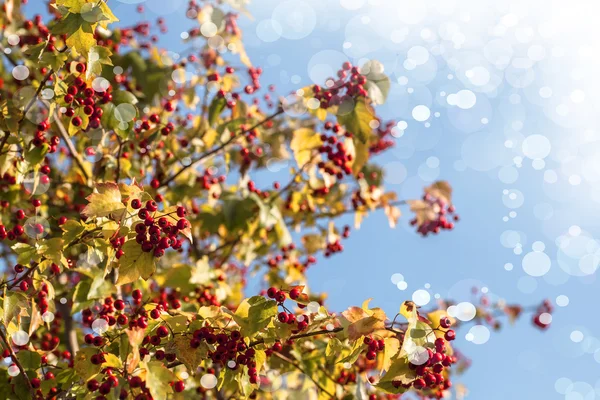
[56,301,79,355]
[303,199,408,222]
[0,328,33,393]
[159,109,284,188]
[54,117,91,182]
[20,69,54,122]
[273,352,336,398]
[250,327,343,347]
[115,137,124,182]
[0,132,10,155]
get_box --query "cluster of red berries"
[410,193,459,236]
[316,122,354,180]
[369,120,397,155]
[15,14,52,47]
[3,199,46,239]
[266,287,310,333]
[311,62,370,109]
[31,120,60,151]
[532,299,553,330]
[336,369,358,385]
[363,335,385,361]
[189,327,258,375]
[195,169,226,193]
[63,67,112,129]
[389,335,456,396]
[134,113,174,137]
[125,200,188,258]
[86,368,126,398]
[324,227,351,257]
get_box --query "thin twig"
[0,328,33,393]
[0,132,10,155]
[115,137,124,182]
[159,109,284,187]
[250,327,343,347]
[273,352,336,398]
[54,117,91,182]
[20,69,54,122]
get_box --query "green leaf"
[290,128,321,167]
[325,338,343,362]
[337,97,375,143]
[338,339,366,364]
[398,301,436,361]
[24,143,49,165]
[88,273,115,300]
[11,243,38,265]
[362,60,390,105]
[112,90,139,106]
[375,357,415,393]
[73,347,102,381]
[234,296,277,337]
[52,13,96,58]
[144,361,175,399]
[17,350,41,370]
[40,51,68,71]
[208,96,227,127]
[61,220,86,245]
[3,292,27,326]
[115,241,156,285]
[87,45,113,79]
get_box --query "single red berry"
[173,381,185,392]
[289,288,301,300]
[267,287,278,298]
[277,312,288,323]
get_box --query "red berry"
[444,330,456,341]
[267,287,278,298]
[173,381,185,392]
[157,325,169,338]
[289,288,301,300]
[277,312,288,323]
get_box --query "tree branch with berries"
[0,1,552,399]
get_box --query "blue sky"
[23,0,600,399]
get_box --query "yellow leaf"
[67,25,97,58]
[116,241,156,285]
[82,182,126,219]
[341,306,386,341]
[291,128,321,167]
[380,337,400,373]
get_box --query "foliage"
[0,1,551,399]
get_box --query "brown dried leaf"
[425,181,452,204]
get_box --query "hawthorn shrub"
[0,1,551,399]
